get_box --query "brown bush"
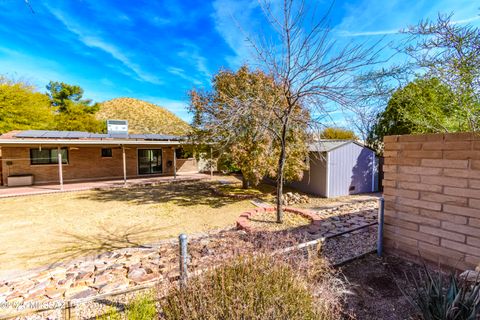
[159,254,342,320]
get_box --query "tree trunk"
[242,176,250,189]
[276,122,288,223]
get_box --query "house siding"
[0,146,197,185]
[329,142,376,197]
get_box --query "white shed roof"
[309,139,366,152]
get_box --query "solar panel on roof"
[108,133,129,139]
[65,131,89,138]
[41,131,64,138]
[128,134,147,139]
[13,130,185,141]
[143,133,184,141]
[89,133,107,139]
[14,130,46,138]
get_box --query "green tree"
[53,102,106,132]
[189,66,308,189]
[320,127,358,140]
[46,81,91,112]
[368,77,456,151]
[46,81,105,132]
[402,14,480,131]
[0,78,54,133]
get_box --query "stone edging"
[236,207,316,232]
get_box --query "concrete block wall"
[383,132,480,270]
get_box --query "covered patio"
[0,172,210,198]
[0,130,207,191]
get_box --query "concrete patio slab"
[0,172,211,198]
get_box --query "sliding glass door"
[138,149,163,174]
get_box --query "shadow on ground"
[22,224,171,267]
[78,181,244,208]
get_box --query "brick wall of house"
[383,132,480,270]
[1,146,198,185]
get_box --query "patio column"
[173,147,177,179]
[122,145,127,187]
[210,146,213,178]
[57,147,63,191]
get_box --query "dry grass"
[0,180,254,274]
[160,254,343,320]
[249,210,310,231]
[215,183,276,201]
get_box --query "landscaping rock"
[127,267,147,281]
[99,279,130,294]
[65,285,93,299]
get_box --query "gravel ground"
[323,225,377,266]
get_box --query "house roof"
[0,130,187,146]
[309,139,365,152]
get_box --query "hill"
[96,97,191,135]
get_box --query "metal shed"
[291,140,378,198]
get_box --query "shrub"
[160,255,333,320]
[97,293,157,320]
[404,265,480,320]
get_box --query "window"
[175,148,192,159]
[101,148,113,158]
[30,148,68,165]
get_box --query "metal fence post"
[179,233,188,288]
[63,300,72,320]
[377,197,385,257]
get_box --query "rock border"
[236,207,316,232]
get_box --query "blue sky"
[0,0,479,124]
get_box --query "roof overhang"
[0,139,187,147]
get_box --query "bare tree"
[344,66,409,144]
[401,13,480,132]
[248,0,384,222]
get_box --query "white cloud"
[211,0,260,68]
[176,43,212,82]
[167,66,203,85]
[334,0,480,40]
[46,6,163,85]
[337,29,400,37]
[452,16,480,25]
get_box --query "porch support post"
[173,147,177,179]
[122,145,127,187]
[210,146,213,178]
[57,147,63,191]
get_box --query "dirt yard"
[0,174,381,277]
[0,178,256,274]
[340,253,420,319]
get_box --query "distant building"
[291,140,379,197]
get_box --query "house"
[290,140,378,197]
[0,129,199,187]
